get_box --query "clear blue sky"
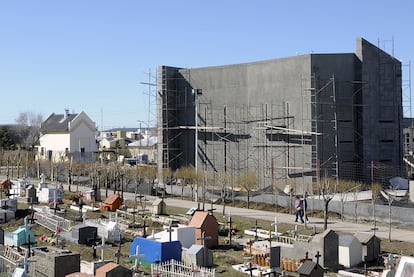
[1,1,413,130]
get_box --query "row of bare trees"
[0,147,400,238]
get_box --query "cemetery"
[0,176,413,276]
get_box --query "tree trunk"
[354,197,358,223]
[373,198,377,235]
[6,156,10,179]
[17,157,21,178]
[68,170,72,192]
[181,185,184,200]
[222,188,226,216]
[247,191,250,209]
[388,201,392,241]
[324,200,330,230]
[105,176,109,198]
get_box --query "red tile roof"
[104,194,122,205]
[188,211,209,228]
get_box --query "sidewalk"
[158,197,414,244]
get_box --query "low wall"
[163,185,414,228]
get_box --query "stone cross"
[130,245,145,272]
[22,247,33,276]
[267,229,273,247]
[96,237,111,262]
[59,238,66,249]
[246,239,254,256]
[271,216,278,237]
[21,236,36,258]
[315,251,322,265]
[252,220,261,241]
[197,231,211,248]
[207,208,216,215]
[40,173,46,184]
[227,211,233,245]
[244,262,257,277]
[88,231,101,259]
[92,244,97,259]
[136,193,145,210]
[111,212,123,241]
[53,189,58,214]
[115,242,123,264]
[262,271,278,277]
[141,220,148,238]
[166,223,174,242]
[294,225,299,237]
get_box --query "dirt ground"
[2,198,414,276]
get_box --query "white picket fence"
[34,212,71,232]
[0,245,25,266]
[151,259,215,277]
[273,234,313,244]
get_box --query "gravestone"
[185,244,213,267]
[26,185,38,204]
[0,227,3,244]
[312,229,338,269]
[269,246,280,268]
[71,224,98,245]
[279,228,338,269]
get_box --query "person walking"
[294,195,304,223]
[301,194,309,224]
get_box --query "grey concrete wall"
[357,38,403,168]
[165,185,414,227]
[158,37,403,189]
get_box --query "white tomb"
[147,224,195,248]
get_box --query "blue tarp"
[389,176,409,190]
[130,237,182,263]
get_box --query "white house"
[38,109,98,162]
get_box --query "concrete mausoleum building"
[157,37,404,190]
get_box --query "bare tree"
[142,166,157,196]
[352,183,362,223]
[320,177,336,230]
[13,111,43,149]
[162,167,173,197]
[126,165,144,225]
[382,186,400,241]
[176,166,197,200]
[336,180,353,221]
[175,167,187,199]
[102,164,112,198]
[239,171,258,209]
[371,183,382,235]
[216,170,231,215]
